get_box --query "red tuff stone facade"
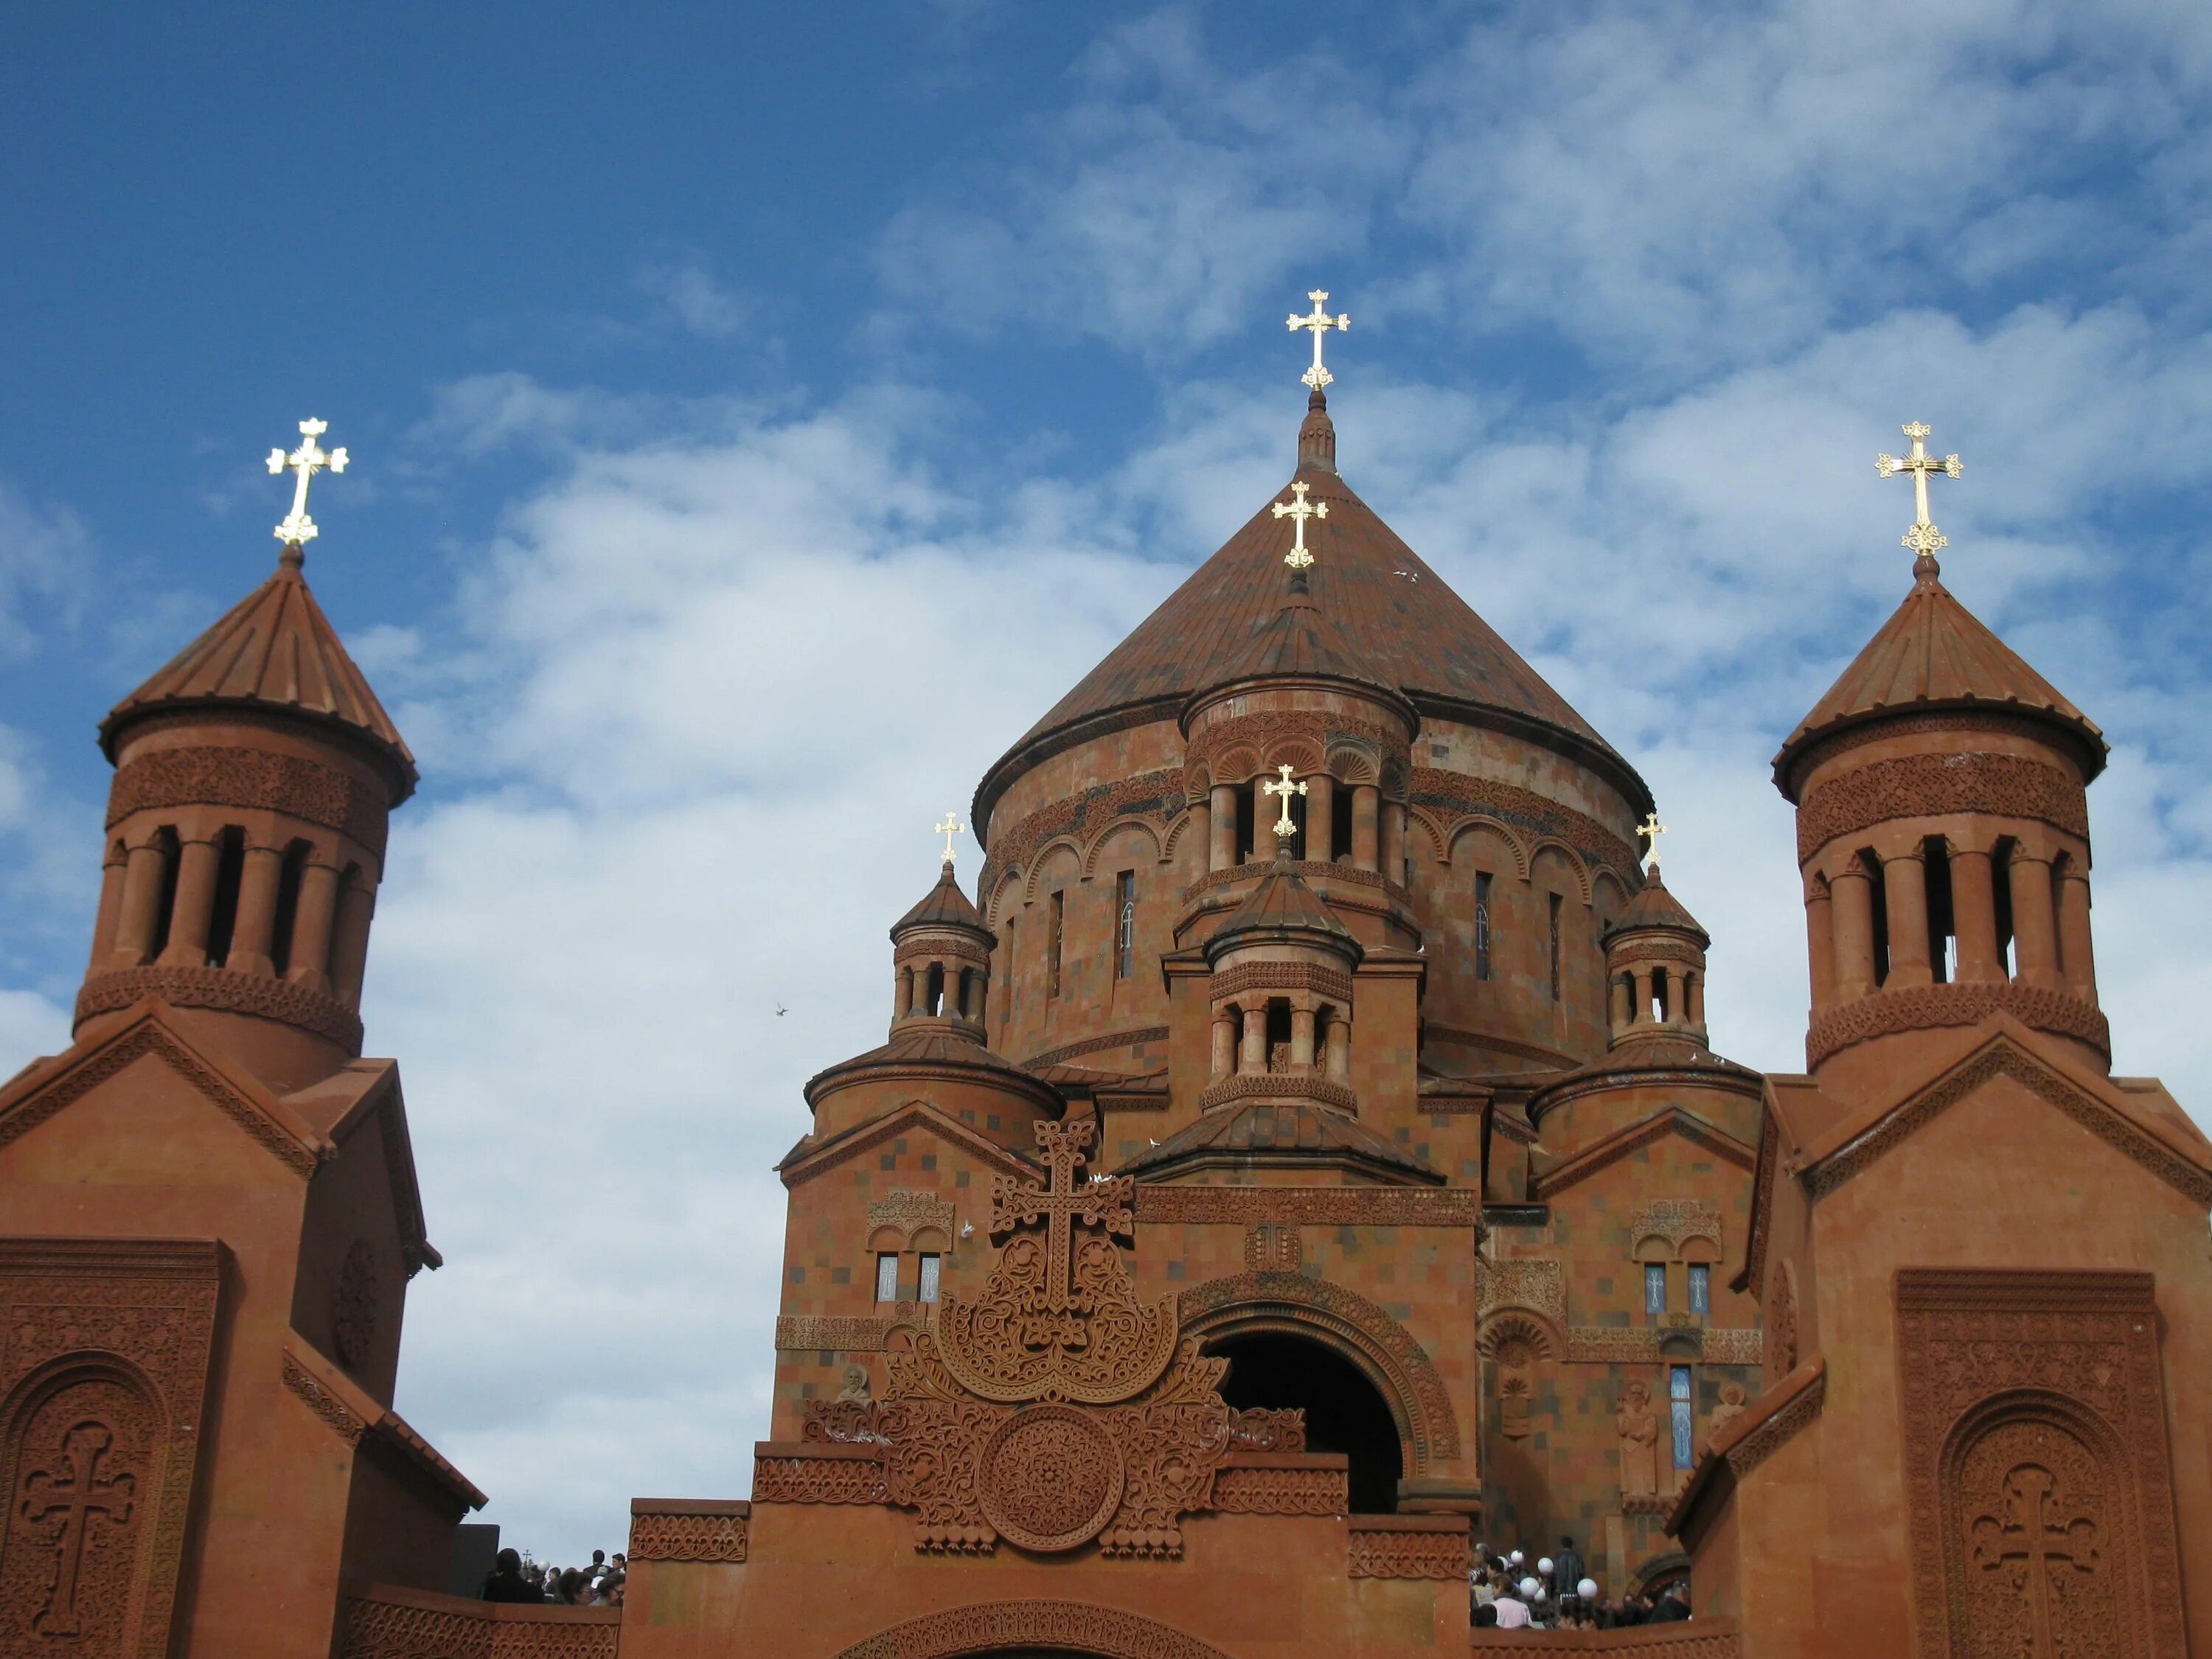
[5,394,2211,1658]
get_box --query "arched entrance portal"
[1206,1331,1402,1514]
[830,1600,1236,1659]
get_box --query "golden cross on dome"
[1263,763,1307,841]
[1877,421,1963,563]
[1638,811,1666,873]
[935,811,964,863]
[268,417,348,548]
[1272,479,1328,569]
[1288,289,1349,390]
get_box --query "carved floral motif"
[338,1590,621,1658]
[1796,750,2087,863]
[333,1240,380,1369]
[627,1504,748,1563]
[1806,981,2110,1070]
[1345,1520,1470,1580]
[1628,1199,1722,1257]
[75,963,365,1053]
[109,744,387,853]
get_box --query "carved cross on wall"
[1969,1463,2100,1659]
[19,1419,136,1638]
[989,1119,1134,1317]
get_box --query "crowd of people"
[1470,1534,1692,1632]
[479,1546,627,1607]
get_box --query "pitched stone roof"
[977,397,1645,836]
[1200,569,1407,709]
[100,548,416,797]
[802,1024,1051,1108]
[1206,852,1360,960]
[891,860,992,941]
[1118,1098,1441,1184]
[1775,557,2107,794]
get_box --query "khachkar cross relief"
[1877,420,1963,566]
[18,1419,137,1639]
[1969,1461,2106,1659]
[936,1118,1178,1405]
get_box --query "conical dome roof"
[978,395,1644,833]
[101,549,416,799]
[1206,851,1360,962]
[891,860,992,941]
[1197,565,1408,713]
[1604,868,1709,947]
[1775,558,2106,796]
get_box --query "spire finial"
[268,417,349,554]
[1637,811,1666,874]
[1272,479,1327,571]
[1877,421,1963,580]
[935,811,964,866]
[1287,290,1349,391]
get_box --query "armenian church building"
[3,319,2209,1659]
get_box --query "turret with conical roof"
[78,521,416,1091]
[1778,540,2110,1088]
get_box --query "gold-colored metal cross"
[1637,811,1666,873]
[935,812,964,863]
[268,418,349,547]
[1877,421,1963,563]
[1272,479,1328,569]
[1287,290,1349,390]
[1263,763,1307,841]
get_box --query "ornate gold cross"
[268,418,349,548]
[1263,763,1307,841]
[935,811,964,863]
[1637,811,1666,873]
[1287,290,1349,390]
[1272,479,1327,569]
[1877,421,1963,563]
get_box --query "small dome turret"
[888,860,996,1040]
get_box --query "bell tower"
[76,421,417,1093]
[1774,425,2110,1091]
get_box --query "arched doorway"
[1205,1331,1402,1514]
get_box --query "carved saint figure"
[1615,1380,1660,1498]
[1704,1380,1748,1451]
[837,1363,873,1403]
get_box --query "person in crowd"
[1647,1582,1692,1622]
[1472,1604,1498,1628]
[1491,1577,1532,1629]
[554,1568,590,1606]
[1556,1536,1587,1597]
[480,1548,540,1604]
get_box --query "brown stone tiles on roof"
[1122,1098,1440,1181]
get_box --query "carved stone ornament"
[866,1190,955,1244]
[1896,1269,2185,1659]
[0,1239,223,1659]
[75,963,364,1053]
[331,1239,379,1370]
[627,1502,748,1564]
[833,1600,1236,1659]
[1795,750,2088,863]
[1628,1198,1722,1258]
[787,1119,1246,1559]
[340,1587,620,1658]
[1806,981,2110,1070]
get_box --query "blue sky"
[5,1,2211,1562]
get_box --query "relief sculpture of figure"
[1703,1380,1747,1453]
[1616,1379,1660,1498]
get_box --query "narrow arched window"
[1547,892,1563,1002]
[925,962,945,1018]
[204,827,247,967]
[1475,872,1493,981]
[147,827,182,959]
[269,841,310,976]
[1115,871,1136,980]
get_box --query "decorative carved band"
[1629,1199,1723,1254]
[1023,1026,1170,1068]
[77,964,364,1051]
[627,1503,748,1562]
[1797,750,2089,862]
[338,1589,621,1658]
[1725,1369,1824,1481]
[282,1349,367,1445]
[833,1601,1237,1659]
[1564,1327,1761,1366]
[1406,766,1642,884]
[1212,1458,1346,1515]
[1135,1186,1483,1228]
[109,744,386,854]
[867,1192,955,1239]
[1478,1258,1566,1325]
[1346,1518,1470,1579]
[1206,961,1355,1005]
[751,1447,890,1505]
[1807,979,2108,1068]
[1608,938,1705,967]
[1197,1072,1358,1114]
[895,936,991,969]
[981,768,1186,880]
[1783,709,2100,801]
[774,1306,931,1353]
[1180,858,1410,908]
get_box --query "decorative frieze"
[627,1500,748,1562]
[1796,750,2088,863]
[76,963,364,1053]
[1346,1517,1470,1580]
[1135,1186,1483,1228]
[109,744,387,853]
[1806,980,2109,1070]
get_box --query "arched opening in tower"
[1206,1332,1402,1514]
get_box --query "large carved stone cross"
[990,1119,1133,1316]
[1969,1464,2100,1659]
[20,1419,136,1638]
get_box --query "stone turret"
[77,539,417,1091]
